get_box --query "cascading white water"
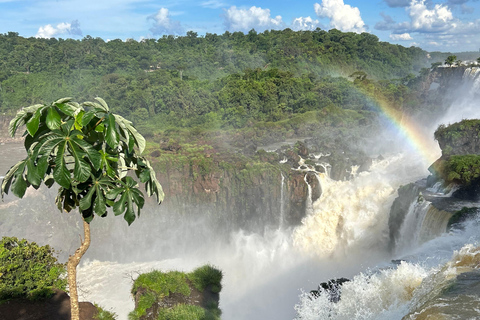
[393,199,453,256]
[303,173,314,217]
[295,215,480,320]
[280,173,286,229]
[293,154,427,259]
[463,67,480,94]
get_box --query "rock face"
[309,278,350,303]
[429,119,480,200]
[0,290,97,320]
[434,120,480,157]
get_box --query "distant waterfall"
[279,173,285,229]
[303,173,314,216]
[394,199,452,255]
[462,67,480,94]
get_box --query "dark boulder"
[310,278,350,303]
[0,289,98,320]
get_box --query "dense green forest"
[0,28,456,146]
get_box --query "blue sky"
[1,0,480,52]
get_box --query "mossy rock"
[129,265,222,320]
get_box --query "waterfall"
[393,200,452,255]
[293,154,426,258]
[304,173,314,216]
[279,173,285,229]
[419,206,452,243]
[462,67,480,94]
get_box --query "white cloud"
[314,0,366,33]
[409,0,453,32]
[35,20,82,38]
[291,16,321,31]
[148,8,184,35]
[389,32,413,40]
[222,6,283,32]
[201,0,227,9]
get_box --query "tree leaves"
[107,176,145,225]
[1,97,163,226]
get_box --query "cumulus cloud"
[409,0,453,32]
[222,6,283,32]
[375,0,454,33]
[36,20,82,38]
[148,8,184,35]
[375,0,480,50]
[389,33,413,40]
[291,16,321,31]
[383,0,411,8]
[314,0,366,33]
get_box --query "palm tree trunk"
[67,219,91,320]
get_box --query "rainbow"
[364,92,441,167]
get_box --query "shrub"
[0,236,66,301]
[188,265,223,294]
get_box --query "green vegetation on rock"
[445,155,480,184]
[129,265,222,320]
[0,236,66,301]
[432,120,480,185]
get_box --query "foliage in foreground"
[1,97,164,224]
[94,304,117,320]
[129,265,222,320]
[0,236,66,301]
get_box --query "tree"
[445,55,457,67]
[1,97,164,320]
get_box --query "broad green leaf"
[105,114,119,149]
[99,150,117,178]
[11,165,28,198]
[68,140,91,183]
[95,122,104,132]
[79,187,95,211]
[113,192,126,216]
[95,97,109,112]
[1,160,25,198]
[74,110,84,131]
[124,193,135,225]
[106,187,123,200]
[26,108,43,137]
[81,111,96,126]
[53,141,71,188]
[26,156,42,187]
[56,103,77,117]
[70,136,101,170]
[46,107,61,130]
[8,110,27,137]
[36,156,49,178]
[94,191,107,216]
[125,122,146,154]
[53,97,72,105]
